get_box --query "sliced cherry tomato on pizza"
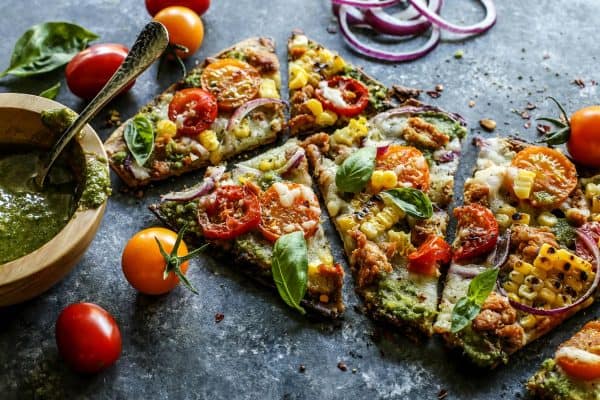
[453,203,499,262]
[556,321,600,380]
[315,76,369,118]
[200,58,260,110]
[408,235,451,276]
[508,146,577,208]
[197,184,261,240]
[258,182,321,242]
[168,88,218,136]
[375,144,430,191]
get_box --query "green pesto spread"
[0,151,76,264]
[376,277,437,324]
[420,112,467,140]
[80,155,111,209]
[458,327,507,367]
[40,108,78,133]
[528,359,600,400]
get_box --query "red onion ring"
[160,166,225,201]
[338,5,440,62]
[332,4,370,27]
[363,0,442,36]
[498,230,600,316]
[407,0,496,35]
[276,149,305,175]
[227,98,288,132]
[332,0,400,8]
[449,229,510,278]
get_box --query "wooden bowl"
[0,93,107,307]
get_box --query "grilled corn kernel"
[511,212,531,225]
[258,158,275,171]
[307,263,320,276]
[317,48,335,64]
[289,64,308,89]
[565,275,583,293]
[156,119,177,139]
[534,243,593,274]
[518,284,537,301]
[514,260,533,275]
[503,281,520,294]
[520,315,538,330]
[525,274,544,291]
[509,270,525,284]
[539,287,557,304]
[586,183,600,199]
[371,170,397,191]
[388,230,415,256]
[512,169,537,200]
[496,213,511,229]
[209,151,222,165]
[305,98,323,117]
[537,211,558,227]
[232,122,251,139]
[326,199,341,217]
[360,221,380,240]
[315,110,338,126]
[259,78,280,99]
[336,215,356,234]
[531,267,547,280]
[497,204,517,216]
[508,293,520,303]
[198,130,219,151]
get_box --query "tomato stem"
[537,97,572,145]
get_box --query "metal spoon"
[35,21,169,188]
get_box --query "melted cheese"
[556,346,600,364]
[318,81,348,108]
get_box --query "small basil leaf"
[271,231,308,314]
[468,268,499,306]
[39,82,61,99]
[381,187,433,219]
[335,146,376,193]
[450,297,481,333]
[1,22,98,78]
[124,115,155,167]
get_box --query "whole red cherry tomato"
[145,0,211,16]
[66,44,132,100]
[55,303,122,374]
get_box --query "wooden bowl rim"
[0,93,107,285]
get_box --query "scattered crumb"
[520,111,531,120]
[438,389,448,399]
[298,364,306,373]
[454,50,464,59]
[537,124,551,135]
[352,368,357,374]
[426,90,441,99]
[525,102,537,110]
[434,84,444,92]
[543,52,550,60]
[468,100,475,108]
[105,109,122,127]
[337,361,348,372]
[479,119,497,132]
[392,85,422,103]
[573,78,586,88]
[215,313,224,323]
[524,121,531,129]
[326,23,337,34]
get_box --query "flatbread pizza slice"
[149,139,344,318]
[287,31,393,136]
[527,320,600,400]
[105,37,286,187]
[302,101,467,334]
[435,137,599,367]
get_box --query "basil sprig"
[124,115,155,166]
[1,22,98,78]
[39,82,61,99]
[380,187,433,219]
[335,146,376,193]
[271,231,308,314]
[451,268,499,333]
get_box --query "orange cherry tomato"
[258,182,321,242]
[154,6,204,58]
[376,145,430,191]
[122,227,190,295]
[145,0,210,17]
[508,146,577,208]
[556,321,600,380]
[567,106,600,167]
[201,58,260,110]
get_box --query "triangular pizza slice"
[287,31,393,136]
[106,37,286,187]
[149,139,344,317]
[302,100,467,334]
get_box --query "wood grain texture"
[0,93,107,306]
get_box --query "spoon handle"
[37,21,169,186]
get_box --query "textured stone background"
[1,0,599,399]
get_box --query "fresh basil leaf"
[381,187,433,219]
[468,268,499,306]
[124,115,155,167]
[39,82,60,99]
[1,22,98,78]
[335,146,376,193]
[271,231,308,314]
[450,297,480,333]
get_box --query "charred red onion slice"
[449,230,510,278]
[338,5,440,62]
[227,98,288,132]
[363,0,442,36]
[124,155,151,181]
[160,166,226,201]
[498,230,600,316]
[277,149,305,175]
[407,0,496,35]
[331,0,400,8]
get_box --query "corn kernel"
[289,64,308,89]
[508,293,520,303]
[539,287,556,304]
[327,55,346,75]
[317,48,335,64]
[370,170,385,192]
[259,78,280,99]
[360,221,380,240]
[258,159,274,171]
[531,267,547,280]
[336,215,356,234]
[537,211,558,227]
[565,275,583,292]
[511,212,530,225]
[497,204,517,216]
[305,98,323,117]
[307,263,320,276]
[156,119,177,139]
[518,284,537,301]
[496,214,511,229]
[209,151,222,165]
[316,110,338,126]
[586,183,600,199]
[388,230,415,256]
[503,281,520,294]
[327,199,341,217]
[232,122,251,139]
[198,130,219,151]
[512,169,537,200]
[520,315,538,330]
[514,260,533,275]
[593,196,600,214]
[509,270,525,284]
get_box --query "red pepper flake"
[215,313,224,323]
[537,124,551,135]
[573,78,586,89]
[337,361,348,372]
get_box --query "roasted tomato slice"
[197,184,261,240]
[453,203,499,262]
[168,88,218,136]
[508,146,577,208]
[258,182,321,242]
[201,58,260,110]
[376,144,430,191]
[408,235,451,276]
[314,76,369,118]
[556,321,600,380]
